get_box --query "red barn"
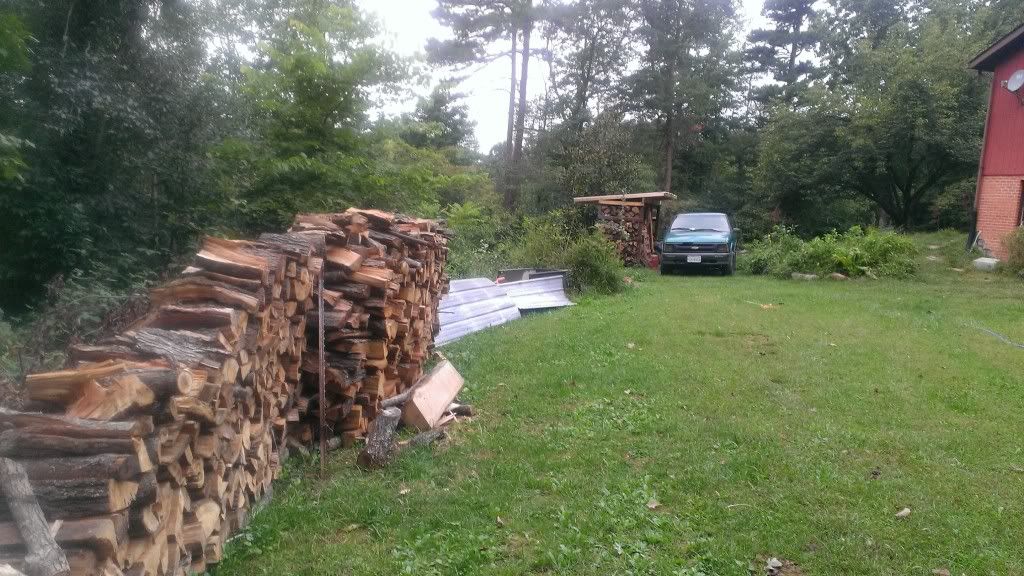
[969,24,1024,259]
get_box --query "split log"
[130,329,234,373]
[0,478,139,519]
[401,361,464,431]
[0,410,152,439]
[17,455,141,483]
[149,279,260,314]
[323,248,364,274]
[24,364,125,404]
[0,458,70,576]
[0,430,151,461]
[0,515,125,564]
[356,408,401,469]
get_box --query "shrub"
[445,208,627,294]
[443,202,510,279]
[504,218,569,270]
[742,226,806,277]
[742,225,918,278]
[564,232,626,294]
[1005,227,1024,276]
[502,212,625,294]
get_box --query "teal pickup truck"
[656,213,739,275]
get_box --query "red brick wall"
[981,51,1024,176]
[977,175,1023,259]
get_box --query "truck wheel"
[660,264,672,275]
[725,254,736,276]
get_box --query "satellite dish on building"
[1005,70,1024,103]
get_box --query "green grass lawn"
[214,232,1024,576]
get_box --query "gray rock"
[973,257,1000,272]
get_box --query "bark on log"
[0,458,70,576]
[356,408,401,469]
[0,409,151,439]
[17,455,141,482]
[128,369,194,399]
[0,477,139,519]
[131,329,230,369]
[406,429,446,448]
[0,430,142,459]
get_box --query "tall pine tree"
[745,0,818,108]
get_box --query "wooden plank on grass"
[401,361,464,432]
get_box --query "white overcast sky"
[356,0,769,151]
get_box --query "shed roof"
[969,23,1024,72]
[572,191,677,204]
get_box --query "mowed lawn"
[214,236,1024,576]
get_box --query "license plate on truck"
[687,256,701,263]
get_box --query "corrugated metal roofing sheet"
[435,279,520,346]
[436,275,574,346]
[501,275,574,311]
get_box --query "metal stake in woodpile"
[572,192,677,267]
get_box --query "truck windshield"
[671,214,729,232]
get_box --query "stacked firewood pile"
[286,209,449,449]
[597,204,654,266]
[0,209,449,576]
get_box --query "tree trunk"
[505,31,518,159]
[503,29,519,211]
[0,458,71,576]
[509,7,533,210]
[662,110,674,193]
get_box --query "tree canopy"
[0,0,1008,313]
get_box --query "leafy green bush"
[564,232,626,294]
[442,202,506,279]
[742,225,918,278]
[504,217,572,270]
[445,208,626,294]
[742,226,806,277]
[1005,228,1024,277]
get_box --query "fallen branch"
[448,403,475,418]
[380,389,415,409]
[403,429,447,449]
[0,458,70,576]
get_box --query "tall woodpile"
[0,209,448,576]
[596,203,655,266]
[286,209,449,448]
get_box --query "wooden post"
[317,273,327,478]
[0,458,70,576]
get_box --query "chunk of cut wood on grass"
[895,507,911,518]
[401,360,464,432]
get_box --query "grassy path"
[215,244,1024,575]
